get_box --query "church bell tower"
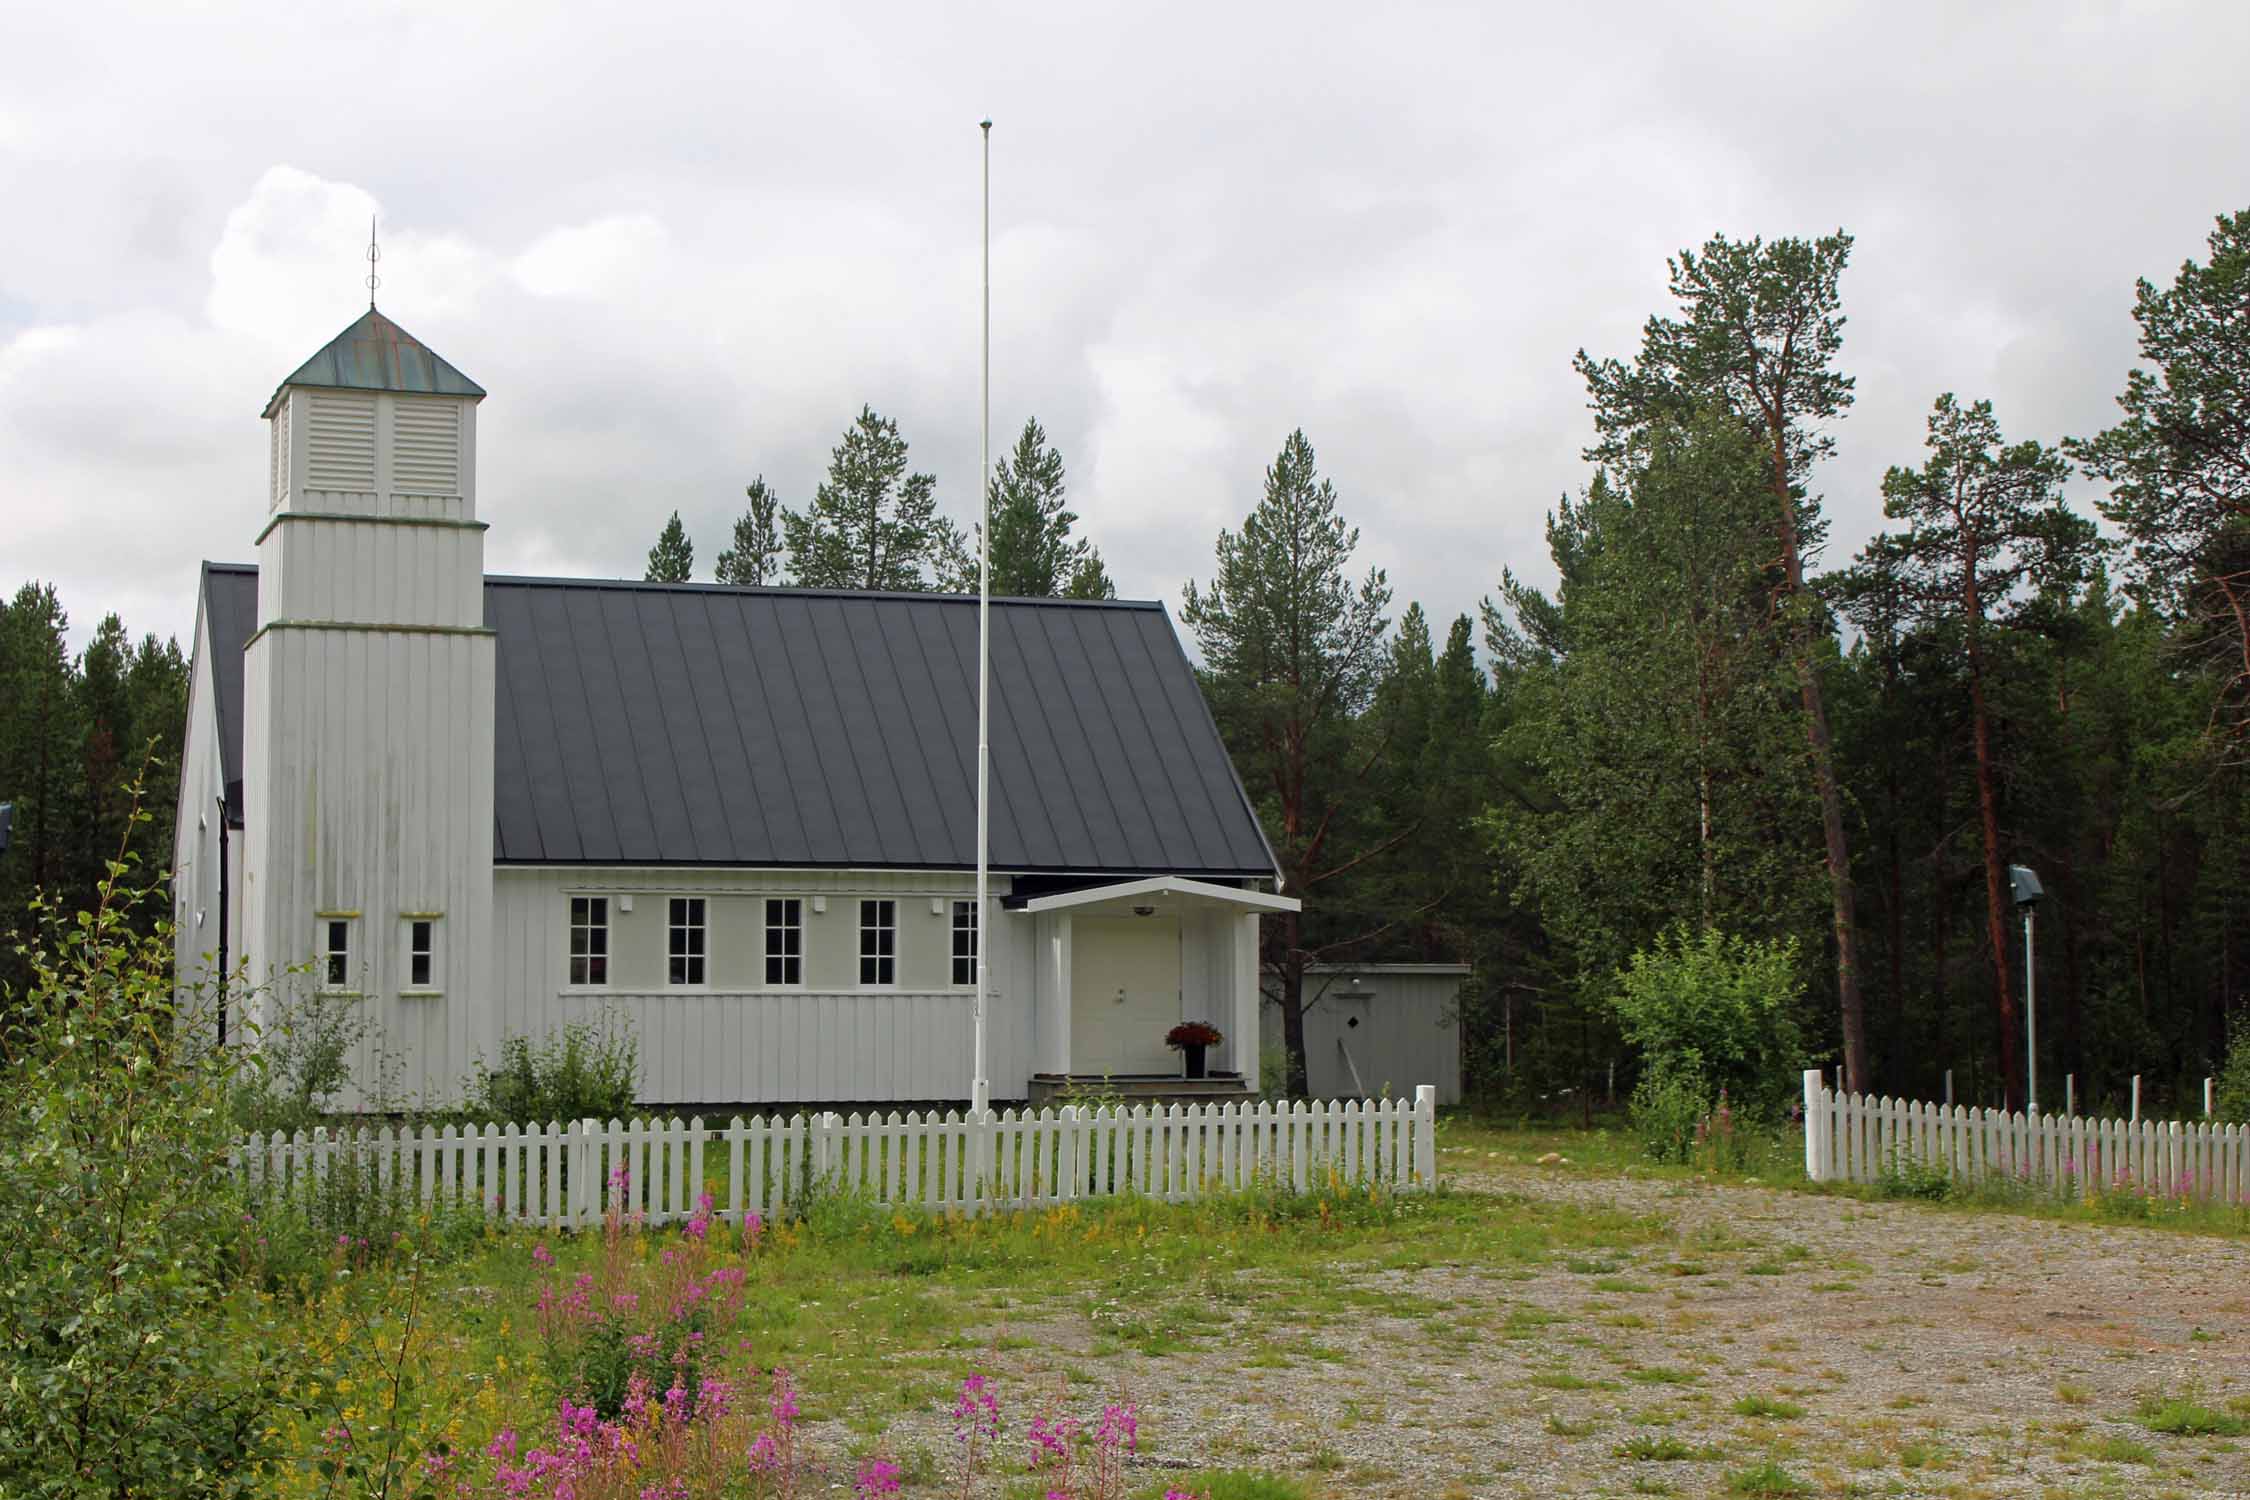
[238,302,495,1103]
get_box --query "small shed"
[1262,962,1469,1104]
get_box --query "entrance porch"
[1008,876,1300,1099]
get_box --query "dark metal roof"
[261,308,486,417]
[203,563,258,825]
[197,568,1278,877]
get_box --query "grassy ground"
[250,1119,2250,1497]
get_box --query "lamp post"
[2009,864,2044,1115]
[0,802,13,856]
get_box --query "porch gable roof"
[1010,874,1301,915]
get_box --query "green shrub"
[229,982,373,1135]
[1631,1067,1710,1164]
[0,859,293,1493]
[2215,1012,2250,1124]
[465,1016,639,1124]
[1612,926,1805,1121]
[1875,1149,1954,1201]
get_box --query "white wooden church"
[172,305,1298,1108]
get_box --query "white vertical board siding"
[490,867,1036,1104]
[172,603,228,991]
[1264,964,1469,1105]
[265,519,485,628]
[240,624,496,1107]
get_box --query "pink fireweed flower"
[695,1375,735,1422]
[855,1457,904,1497]
[952,1374,1001,1441]
[1097,1402,1137,1453]
[745,1431,781,1474]
[740,1211,765,1252]
[770,1369,801,1429]
[532,1242,555,1267]
[486,1428,519,1463]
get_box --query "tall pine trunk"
[1965,622,2022,1110]
[1769,438,1868,1091]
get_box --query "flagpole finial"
[365,215,382,308]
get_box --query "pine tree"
[646,511,695,583]
[2070,207,2250,754]
[784,407,940,591]
[715,478,784,587]
[1877,394,2095,1109]
[1576,231,1873,1091]
[0,584,85,998]
[988,418,1115,599]
[1183,430,1394,1096]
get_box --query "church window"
[404,917,440,990]
[318,917,354,989]
[951,900,979,987]
[764,898,802,986]
[859,899,896,987]
[569,897,609,986]
[669,897,707,986]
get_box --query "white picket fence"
[235,1086,1440,1230]
[1802,1070,2250,1203]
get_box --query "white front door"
[1070,914,1181,1074]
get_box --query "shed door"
[1071,914,1181,1074]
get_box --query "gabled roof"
[198,568,1281,879]
[261,308,486,417]
[203,562,258,823]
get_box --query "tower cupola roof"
[262,308,485,417]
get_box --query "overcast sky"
[3,0,2245,653]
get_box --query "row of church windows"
[566,895,978,990]
[319,915,441,994]
[312,897,983,995]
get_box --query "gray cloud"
[3,0,2245,651]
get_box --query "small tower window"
[404,917,441,991]
[317,917,355,990]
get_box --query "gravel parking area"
[885,1158,2250,1497]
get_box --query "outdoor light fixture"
[1132,904,1156,917]
[2010,864,2043,1115]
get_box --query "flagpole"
[972,118,993,1120]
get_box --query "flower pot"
[1184,1043,1208,1080]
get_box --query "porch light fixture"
[1132,904,1156,917]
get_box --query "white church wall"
[240,622,497,1108]
[172,600,229,992]
[488,866,1035,1105]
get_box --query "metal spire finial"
[365,215,382,307]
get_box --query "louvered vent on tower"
[304,393,377,491]
[392,398,462,495]
[269,397,290,508]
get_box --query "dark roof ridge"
[481,573,1165,610]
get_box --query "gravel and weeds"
[224,1115,2250,1496]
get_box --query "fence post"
[1802,1069,1825,1182]
[2206,1077,2216,1119]
[2131,1076,2142,1125]
[2066,1074,2075,1118]
[1413,1084,1437,1188]
[1944,1069,1953,1107]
